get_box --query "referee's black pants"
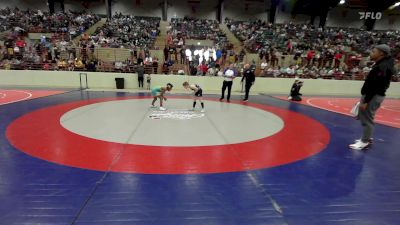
[221,81,233,101]
[244,82,253,100]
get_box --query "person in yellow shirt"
[3,59,11,70]
[74,58,85,70]
[57,59,67,70]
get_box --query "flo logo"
[359,12,382,20]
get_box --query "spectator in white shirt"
[207,67,215,76]
[273,66,281,77]
[260,61,268,70]
[319,68,328,77]
[145,56,153,65]
[115,61,123,71]
[287,66,295,76]
[260,61,268,76]
[327,68,335,76]
[178,69,185,75]
[280,66,288,76]
[363,65,371,74]
[296,66,304,76]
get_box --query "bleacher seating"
[170,17,229,49]
[91,14,160,48]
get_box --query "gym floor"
[0,89,399,225]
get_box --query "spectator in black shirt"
[349,44,395,150]
[163,45,169,61]
[86,59,97,72]
[137,57,143,65]
[137,63,145,88]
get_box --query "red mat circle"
[6,96,330,174]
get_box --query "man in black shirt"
[241,64,255,102]
[350,44,395,150]
[137,57,144,65]
[137,63,145,88]
[163,46,169,61]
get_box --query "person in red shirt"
[199,62,208,76]
[334,52,343,68]
[15,39,25,49]
[287,39,292,54]
[15,38,26,55]
[307,50,315,66]
[43,62,50,70]
[166,33,173,46]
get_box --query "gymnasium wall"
[275,6,400,30]
[168,0,217,20]
[111,0,162,18]
[1,70,399,97]
[275,10,310,24]
[324,7,400,30]
[64,1,106,15]
[0,0,105,14]
[166,0,270,21]
[275,7,364,28]
[374,12,400,30]
[325,8,364,28]
[0,0,48,11]
[223,0,268,21]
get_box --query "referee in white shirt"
[220,64,236,102]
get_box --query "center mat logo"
[149,110,205,120]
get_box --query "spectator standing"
[146,74,151,90]
[349,44,395,150]
[179,48,185,64]
[137,64,145,88]
[164,46,169,61]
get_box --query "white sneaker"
[349,141,369,150]
[159,107,166,111]
[150,105,157,108]
[200,109,205,113]
[354,138,373,144]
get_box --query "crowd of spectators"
[225,18,400,81]
[0,7,99,38]
[0,10,161,73]
[90,13,160,49]
[0,34,159,74]
[1,7,399,81]
[169,17,229,49]
[226,18,400,58]
[163,17,236,75]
